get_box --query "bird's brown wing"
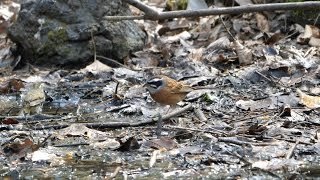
[165,77,193,94]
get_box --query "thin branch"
[103,15,145,20]
[155,113,163,138]
[31,111,200,130]
[96,55,163,72]
[286,140,300,159]
[96,55,134,70]
[314,13,320,25]
[124,0,159,17]
[193,106,207,122]
[165,125,227,136]
[219,15,236,41]
[104,1,320,21]
[91,31,96,61]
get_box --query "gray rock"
[8,0,146,66]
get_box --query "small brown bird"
[144,75,193,106]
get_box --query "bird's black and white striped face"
[145,77,165,94]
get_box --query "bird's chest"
[150,89,186,105]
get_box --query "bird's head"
[144,76,166,94]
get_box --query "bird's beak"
[143,83,150,92]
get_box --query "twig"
[107,104,131,112]
[165,124,227,136]
[149,150,160,168]
[218,137,253,146]
[225,149,251,165]
[53,142,90,147]
[87,104,194,128]
[31,124,69,130]
[1,114,63,121]
[263,135,312,145]
[104,1,320,21]
[286,140,299,159]
[227,112,272,123]
[161,104,194,121]
[103,15,145,21]
[111,80,125,101]
[219,15,236,41]
[255,70,273,82]
[193,106,207,122]
[314,13,320,25]
[155,113,163,138]
[251,167,282,179]
[91,30,96,61]
[109,166,121,179]
[38,133,52,148]
[124,0,159,18]
[96,55,164,72]
[96,55,134,70]
[27,105,190,130]
[115,81,119,94]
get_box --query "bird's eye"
[147,79,163,89]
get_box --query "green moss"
[165,0,188,11]
[47,28,68,44]
[202,93,214,103]
[287,0,320,21]
[38,28,70,58]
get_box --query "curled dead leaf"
[255,13,269,32]
[297,89,320,109]
[149,149,161,168]
[297,25,320,45]
[188,48,204,61]
[232,40,253,65]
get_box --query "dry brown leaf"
[297,89,320,109]
[20,83,45,115]
[255,13,269,32]
[0,6,13,21]
[307,25,320,38]
[265,32,284,45]
[0,1,20,33]
[166,31,191,43]
[252,159,304,171]
[0,78,24,94]
[1,117,19,124]
[206,36,230,51]
[149,137,177,150]
[149,149,161,168]
[308,37,320,47]
[297,25,320,45]
[188,48,204,61]
[236,99,272,111]
[232,40,252,65]
[0,45,21,74]
[56,124,109,140]
[1,134,39,161]
[117,136,140,151]
[157,19,189,36]
[81,60,112,74]
[0,95,19,114]
[316,129,320,142]
[130,51,160,67]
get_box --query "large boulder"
[8,0,146,66]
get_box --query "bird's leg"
[155,112,163,138]
[23,110,27,122]
[165,105,176,114]
[165,106,171,114]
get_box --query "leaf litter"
[0,0,320,179]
